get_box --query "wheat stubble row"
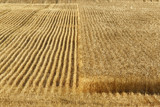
[0,4,78,94]
[0,92,160,106]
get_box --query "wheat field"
[79,2,160,94]
[0,0,160,106]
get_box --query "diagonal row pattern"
[0,4,79,94]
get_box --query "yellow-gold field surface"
[0,1,160,106]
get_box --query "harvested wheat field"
[0,0,160,106]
